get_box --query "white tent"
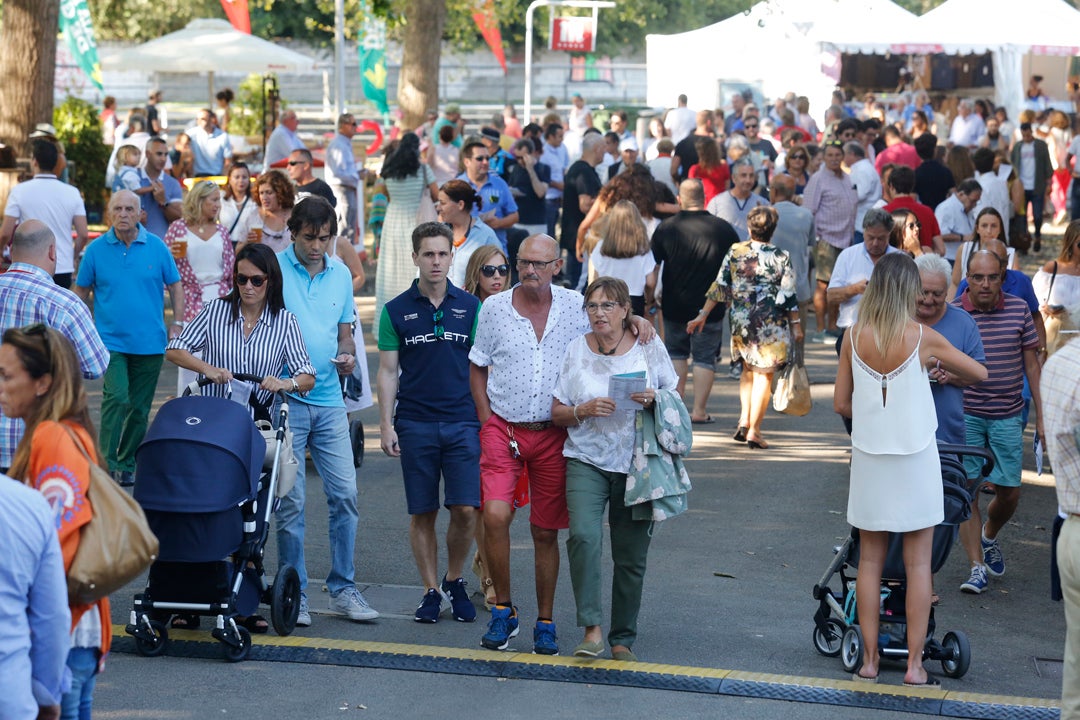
[646,0,918,115]
[99,19,322,103]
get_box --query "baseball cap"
[619,137,639,152]
[445,103,461,116]
[480,127,501,142]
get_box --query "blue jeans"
[544,198,561,238]
[60,647,98,720]
[275,400,359,595]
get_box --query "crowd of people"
[4,77,1080,716]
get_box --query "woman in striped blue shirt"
[166,242,316,411]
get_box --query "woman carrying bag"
[0,325,112,720]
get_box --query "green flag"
[359,15,388,115]
[59,0,103,90]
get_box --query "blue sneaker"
[981,535,1005,576]
[960,564,988,594]
[414,589,442,623]
[440,576,476,623]
[532,619,559,655]
[481,605,519,650]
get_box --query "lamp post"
[524,0,615,123]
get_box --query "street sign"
[550,15,596,52]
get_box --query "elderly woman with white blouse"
[551,276,678,663]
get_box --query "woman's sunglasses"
[236,273,267,287]
[481,264,510,278]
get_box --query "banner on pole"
[59,0,102,90]
[220,0,252,34]
[359,15,389,115]
[472,0,507,74]
[550,16,596,53]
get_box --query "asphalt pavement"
[90,288,1067,719]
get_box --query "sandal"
[239,614,269,634]
[170,613,200,630]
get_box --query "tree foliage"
[53,96,110,207]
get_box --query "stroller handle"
[937,443,995,478]
[183,372,289,406]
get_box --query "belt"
[509,421,552,431]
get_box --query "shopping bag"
[773,344,812,416]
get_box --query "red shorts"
[479,414,568,530]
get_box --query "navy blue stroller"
[125,374,301,662]
[811,443,994,679]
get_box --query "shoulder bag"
[773,343,812,416]
[63,425,159,605]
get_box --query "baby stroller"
[810,443,995,679]
[125,374,301,662]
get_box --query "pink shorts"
[479,414,569,530]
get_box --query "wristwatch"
[290,378,300,393]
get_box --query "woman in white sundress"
[834,253,986,687]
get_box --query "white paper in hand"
[228,379,254,409]
[608,371,647,412]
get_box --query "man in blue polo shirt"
[377,221,481,624]
[73,190,184,486]
[275,196,378,627]
[139,137,183,240]
[459,138,518,252]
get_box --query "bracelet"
[171,321,185,327]
[790,318,801,324]
[572,404,583,425]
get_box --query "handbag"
[1043,261,1079,356]
[63,426,159,605]
[415,166,438,224]
[255,419,298,498]
[773,343,812,416]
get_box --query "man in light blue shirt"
[540,123,568,238]
[74,190,184,486]
[188,108,232,176]
[0,476,72,720]
[324,113,364,243]
[458,139,519,251]
[275,196,378,627]
[265,110,305,167]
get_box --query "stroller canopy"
[135,396,265,513]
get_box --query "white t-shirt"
[665,107,697,145]
[184,228,226,303]
[589,240,656,296]
[1019,142,1037,190]
[3,175,85,274]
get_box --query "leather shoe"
[114,470,135,487]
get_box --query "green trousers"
[565,458,653,649]
[99,352,163,473]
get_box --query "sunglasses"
[287,160,306,166]
[19,322,52,363]
[481,264,509,278]
[433,309,444,339]
[236,273,268,287]
[788,154,807,160]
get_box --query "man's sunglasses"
[236,273,267,287]
[481,264,509,278]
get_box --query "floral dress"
[706,240,797,369]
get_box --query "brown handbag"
[63,426,159,605]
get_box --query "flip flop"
[170,614,200,630]
[851,672,878,683]
[239,614,270,634]
[691,416,716,425]
[903,673,942,688]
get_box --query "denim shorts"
[663,317,725,370]
[396,418,481,514]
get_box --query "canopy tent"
[99,19,322,104]
[823,0,1080,126]
[646,0,918,117]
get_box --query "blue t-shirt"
[140,173,184,241]
[378,280,480,422]
[457,172,518,250]
[930,304,986,445]
[75,225,180,355]
[276,247,356,407]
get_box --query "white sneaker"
[329,586,380,621]
[296,595,312,627]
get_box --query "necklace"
[595,328,626,356]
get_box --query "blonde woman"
[588,200,657,317]
[163,179,235,325]
[834,253,985,685]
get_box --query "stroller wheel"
[350,418,365,468]
[222,626,252,663]
[271,564,302,636]
[940,630,971,678]
[840,625,864,673]
[812,618,845,657]
[135,620,169,657]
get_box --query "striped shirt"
[804,167,858,249]
[0,262,110,466]
[954,290,1038,419]
[166,297,316,409]
[1042,340,1080,513]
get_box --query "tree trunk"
[396,0,447,130]
[0,0,60,158]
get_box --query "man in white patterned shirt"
[1043,340,1080,720]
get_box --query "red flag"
[220,0,251,34]
[472,0,506,74]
